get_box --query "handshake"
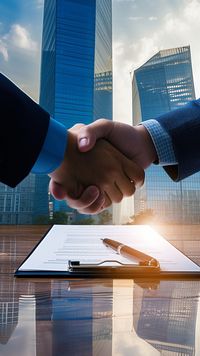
[49,119,157,214]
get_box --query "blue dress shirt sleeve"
[141,119,177,166]
[31,117,67,174]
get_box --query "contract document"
[15,225,200,278]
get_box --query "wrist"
[134,125,158,169]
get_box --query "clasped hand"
[49,120,156,214]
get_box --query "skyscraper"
[34,0,113,221]
[132,46,200,223]
[134,280,199,355]
[0,173,35,224]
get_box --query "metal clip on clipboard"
[68,259,160,276]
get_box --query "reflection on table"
[0,225,200,355]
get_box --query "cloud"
[129,16,144,21]
[5,24,38,51]
[183,0,200,20]
[148,16,157,21]
[0,39,8,61]
[0,24,38,60]
[115,0,136,2]
[129,16,158,21]
[35,0,44,9]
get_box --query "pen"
[102,238,159,267]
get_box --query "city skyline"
[1,0,200,125]
[1,1,200,223]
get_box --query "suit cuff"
[31,117,67,174]
[141,119,177,166]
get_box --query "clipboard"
[15,225,200,278]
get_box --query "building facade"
[0,174,35,224]
[134,280,199,355]
[34,0,113,222]
[132,46,200,223]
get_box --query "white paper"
[18,225,200,273]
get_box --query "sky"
[0,0,200,125]
[0,0,43,100]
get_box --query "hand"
[49,181,106,214]
[49,124,106,214]
[49,125,144,214]
[49,119,156,214]
[77,119,157,169]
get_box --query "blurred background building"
[134,280,199,355]
[0,174,35,224]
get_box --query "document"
[15,225,200,277]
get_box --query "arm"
[0,73,50,187]
[153,99,200,181]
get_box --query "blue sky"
[1,0,200,124]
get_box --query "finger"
[66,186,102,210]
[102,192,112,209]
[49,180,67,200]
[78,192,112,214]
[69,123,86,132]
[114,178,136,198]
[49,180,101,210]
[77,119,113,152]
[122,159,145,189]
[77,192,108,215]
[102,182,123,204]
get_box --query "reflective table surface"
[1,225,200,356]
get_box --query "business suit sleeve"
[0,73,50,187]
[154,99,200,181]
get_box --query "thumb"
[77,126,98,152]
[77,118,113,152]
[49,179,66,200]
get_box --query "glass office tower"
[133,46,200,223]
[134,281,199,355]
[34,0,112,221]
[0,175,35,224]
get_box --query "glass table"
[1,225,200,356]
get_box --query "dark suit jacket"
[154,99,200,182]
[0,73,50,187]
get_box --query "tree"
[98,210,112,224]
[50,211,69,224]
[73,217,95,225]
[34,215,50,224]
[34,211,69,225]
